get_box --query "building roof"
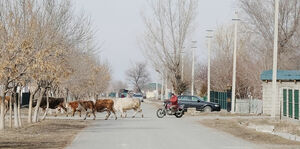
[261,70,300,81]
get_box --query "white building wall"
[262,82,300,117]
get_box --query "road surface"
[67,102,261,149]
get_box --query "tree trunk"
[42,89,49,120]
[13,95,19,128]
[9,96,12,128]
[33,88,46,123]
[0,83,7,130]
[28,88,39,123]
[17,87,22,127]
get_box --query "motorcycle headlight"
[214,104,219,107]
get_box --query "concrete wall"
[262,81,300,116]
[236,99,263,114]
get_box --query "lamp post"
[161,74,164,100]
[181,51,185,81]
[165,72,168,99]
[271,0,280,118]
[231,11,240,114]
[191,41,197,96]
[206,30,213,102]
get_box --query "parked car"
[178,95,220,112]
[133,93,144,102]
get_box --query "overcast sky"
[75,0,237,82]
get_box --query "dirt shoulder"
[200,118,300,149]
[0,119,91,149]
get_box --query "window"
[192,96,203,101]
[182,96,192,101]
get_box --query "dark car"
[178,95,220,112]
[133,93,144,102]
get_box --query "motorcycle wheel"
[156,108,166,118]
[175,111,184,118]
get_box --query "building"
[144,83,161,99]
[261,70,300,119]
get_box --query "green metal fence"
[295,90,299,120]
[283,89,287,116]
[289,89,293,118]
[210,91,228,110]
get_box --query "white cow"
[114,98,143,118]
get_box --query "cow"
[33,97,67,116]
[94,99,117,120]
[114,98,143,118]
[66,100,82,117]
[0,96,11,116]
[77,100,96,120]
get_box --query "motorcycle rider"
[169,93,178,113]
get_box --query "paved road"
[67,102,261,149]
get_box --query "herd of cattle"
[0,96,144,120]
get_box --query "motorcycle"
[156,100,184,118]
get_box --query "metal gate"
[210,91,229,110]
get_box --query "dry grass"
[237,118,300,136]
[200,118,300,147]
[0,119,90,149]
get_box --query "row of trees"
[0,0,110,130]
[142,0,300,99]
[196,0,300,99]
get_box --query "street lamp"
[271,0,280,118]
[231,11,240,114]
[191,41,197,96]
[206,30,213,102]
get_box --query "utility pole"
[231,11,240,114]
[272,0,280,118]
[206,30,213,102]
[161,73,164,100]
[191,41,197,96]
[156,82,159,99]
[181,52,184,81]
[165,73,168,99]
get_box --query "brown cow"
[78,101,96,120]
[95,99,117,120]
[66,101,82,117]
[0,96,11,116]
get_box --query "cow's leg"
[60,104,68,114]
[105,110,111,120]
[72,109,76,117]
[92,110,96,120]
[111,108,117,120]
[83,110,88,120]
[139,108,144,118]
[79,110,81,117]
[54,108,58,117]
[132,108,138,118]
[124,111,127,118]
[120,109,124,118]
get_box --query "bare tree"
[0,0,105,128]
[239,0,300,70]
[126,62,150,92]
[141,0,198,95]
